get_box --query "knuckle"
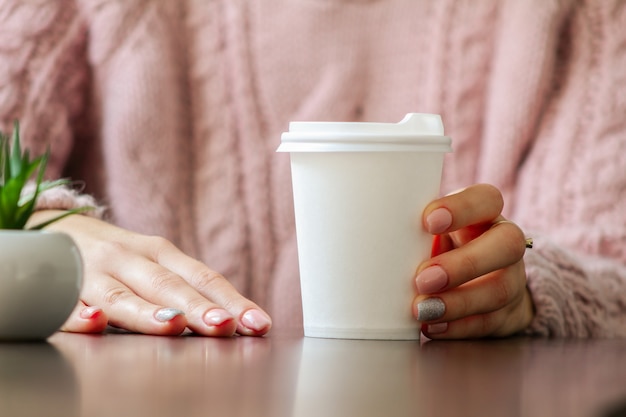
[189,269,242,311]
[491,274,512,307]
[183,297,212,316]
[145,235,176,258]
[90,240,126,263]
[148,269,183,293]
[479,313,498,337]
[189,268,226,292]
[458,252,480,282]
[101,286,133,306]
[456,292,473,319]
[501,226,527,260]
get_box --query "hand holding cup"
[415,184,535,339]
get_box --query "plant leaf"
[0,177,24,228]
[0,121,91,230]
[1,134,10,186]
[10,120,24,177]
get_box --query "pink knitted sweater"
[1,0,625,337]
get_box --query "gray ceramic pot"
[0,231,82,341]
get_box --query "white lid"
[277,113,452,152]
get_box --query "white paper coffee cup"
[277,113,452,340]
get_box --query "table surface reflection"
[1,330,625,417]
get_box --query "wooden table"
[1,330,625,417]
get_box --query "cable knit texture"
[21,183,104,219]
[1,0,624,336]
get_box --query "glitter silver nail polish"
[417,298,446,321]
[155,308,185,322]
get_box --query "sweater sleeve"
[0,0,103,216]
[20,182,106,219]
[523,234,626,338]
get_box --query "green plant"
[0,121,92,230]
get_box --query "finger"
[60,301,108,334]
[420,281,535,339]
[155,242,272,336]
[104,250,240,337]
[81,273,188,336]
[415,260,526,320]
[415,219,527,294]
[423,183,504,235]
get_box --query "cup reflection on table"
[292,337,420,417]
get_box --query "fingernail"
[80,306,103,320]
[417,298,446,321]
[204,309,234,327]
[426,208,452,234]
[426,322,448,334]
[445,187,466,196]
[241,309,272,332]
[155,308,185,322]
[416,265,448,294]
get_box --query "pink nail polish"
[416,265,448,294]
[426,208,452,234]
[204,309,234,327]
[241,309,272,333]
[80,306,103,320]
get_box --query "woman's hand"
[27,211,272,337]
[413,184,534,339]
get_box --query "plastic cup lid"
[277,113,452,152]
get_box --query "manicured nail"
[417,298,446,321]
[80,306,103,319]
[204,309,234,327]
[426,322,448,334]
[415,265,448,294]
[241,309,272,332]
[155,308,185,322]
[426,208,453,234]
[445,187,466,196]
